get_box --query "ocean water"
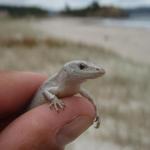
[99,16,150,29]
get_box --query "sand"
[34,17,150,64]
[1,18,149,150]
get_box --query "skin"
[28,61,105,128]
[0,72,95,150]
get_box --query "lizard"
[27,60,105,128]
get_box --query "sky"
[0,0,150,10]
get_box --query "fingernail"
[56,116,92,146]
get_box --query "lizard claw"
[49,98,65,112]
[94,116,100,129]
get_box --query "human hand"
[0,72,95,150]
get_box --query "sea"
[99,15,150,29]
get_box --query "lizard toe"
[54,103,59,112]
[94,116,100,129]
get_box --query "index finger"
[0,71,47,118]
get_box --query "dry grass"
[0,18,150,150]
[0,37,67,48]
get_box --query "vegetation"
[0,37,67,48]
[0,5,48,17]
[62,1,128,18]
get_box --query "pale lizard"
[27,60,105,128]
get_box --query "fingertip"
[0,96,96,149]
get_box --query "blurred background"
[0,0,150,150]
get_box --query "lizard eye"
[79,63,87,70]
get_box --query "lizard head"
[63,60,105,80]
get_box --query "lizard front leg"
[79,88,100,129]
[43,87,65,112]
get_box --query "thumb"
[0,96,96,150]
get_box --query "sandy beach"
[0,17,150,150]
[34,17,150,64]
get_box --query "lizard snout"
[96,67,105,75]
[99,68,105,74]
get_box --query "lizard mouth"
[85,68,105,78]
[86,71,105,78]
[73,68,105,79]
